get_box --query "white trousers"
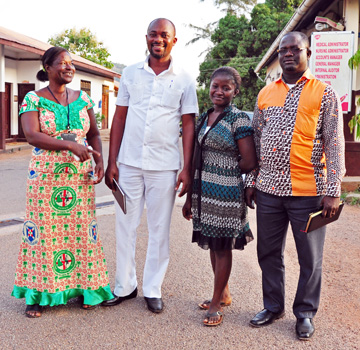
[114,164,177,298]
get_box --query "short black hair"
[36,46,69,82]
[210,66,242,91]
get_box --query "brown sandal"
[25,304,42,318]
[82,304,97,310]
[203,311,224,326]
[198,299,232,310]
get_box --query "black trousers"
[256,191,326,318]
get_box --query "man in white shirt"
[103,18,198,313]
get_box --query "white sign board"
[309,31,354,112]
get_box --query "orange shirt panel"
[290,79,326,196]
[258,80,288,110]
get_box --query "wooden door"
[18,83,35,140]
[101,85,109,129]
[4,83,11,138]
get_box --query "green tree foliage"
[185,22,218,57]
[48,28,114,69]
[195,0,302,114]
[198,14,250,89]
[348,49,360,137]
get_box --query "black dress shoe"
[296,318,315,340]
[250,308,285,327]
[144,297,164,313]
[102,287,137,307]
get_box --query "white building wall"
[69,70,116,120]
[4,60,116,136]
[265,58,282,85]
[17,61,41,88]
[344,0,360,91]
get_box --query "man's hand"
[105,162,119,191]
[245,187,256,209]
[321,196,340,218]
[175,169,191,197]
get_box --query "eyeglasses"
[277,47,307,55]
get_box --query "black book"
[305,201,344,233]
[112,179,127,214]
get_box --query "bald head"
[146,18,177,61]
[281,31,309,48]
[147,18,176,36]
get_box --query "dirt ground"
[0,147,359,349]
[0,200,359,349]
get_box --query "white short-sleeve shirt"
[116,56,199,171]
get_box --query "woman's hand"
[70,143,100,163]
[93,161,104,184]
[245,187,256,209]
[182,196,193,220]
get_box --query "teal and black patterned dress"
[192,105,254,251]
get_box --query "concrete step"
[341,176,360,192]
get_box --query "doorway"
[18,83,35,140]
[101,85,109,129]
[4,83,11,139]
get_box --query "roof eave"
[0,38,121,80]
[254,0,328,73]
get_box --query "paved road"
[0,143,359,349]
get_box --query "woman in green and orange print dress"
[11,47,113,318]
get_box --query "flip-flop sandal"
[79,295,97,310]
[25,304,42,318]
[82,304,97,310]
[198,299,232,310]
[203,311,224,327]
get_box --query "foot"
[249,309,285,327]
[25,304,42,318]
[203,311,224,326]
[296,318,315,340]
[102,287,138,307]
[82,304,97,310]
[144,297,164,313]
[198,298,232,310]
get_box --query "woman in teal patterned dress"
[11,47,113,318]
[183,67,257,326]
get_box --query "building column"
[342,0,360,174]
[0,44,5,150]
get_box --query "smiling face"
[279,33,311,81]
[209,73,239,110]
[146,19,177,60]
[46,51,75,85]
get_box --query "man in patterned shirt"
[245,31,345,340]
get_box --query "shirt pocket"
[161,88,182,108]
[127,84,143,105]
[294,105,320,139]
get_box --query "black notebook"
[305,201,344,233]
[112,179,127,214]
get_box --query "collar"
[137,55,180,75]
[204,104,233,117]
[277,68,315,85]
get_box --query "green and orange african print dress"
[11,91,113,306]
